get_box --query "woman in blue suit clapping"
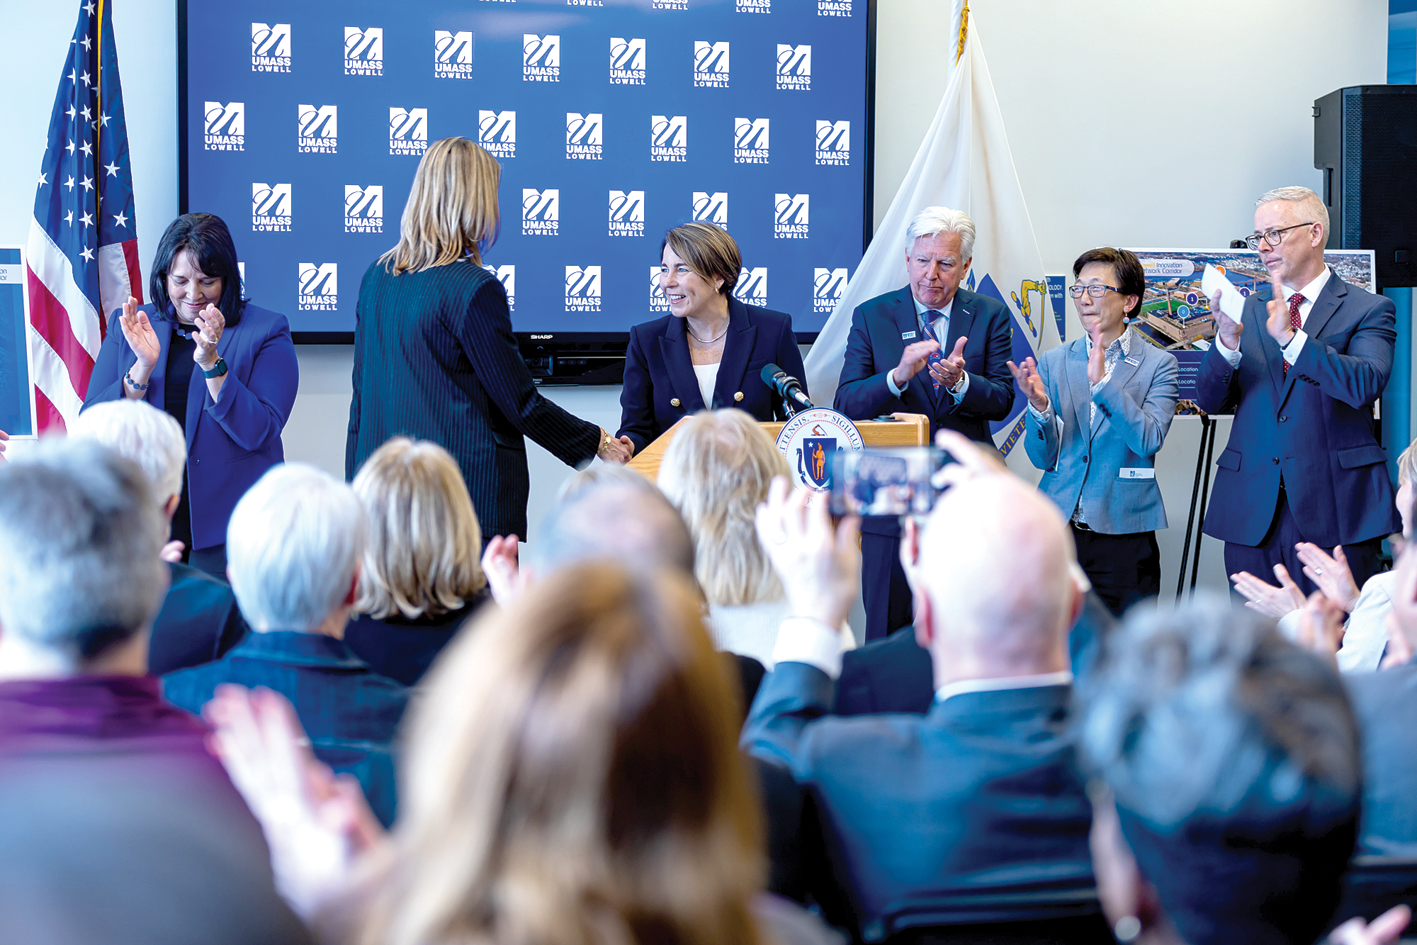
[1009,247,1179,616]
[86,213,298,577]
[617,223,806,455]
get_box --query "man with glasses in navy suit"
[834,206,1016,640]
[1201,186,1398,597]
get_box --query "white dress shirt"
[885,294,971,401]
[934,670,1073,705]
[1216,266,1332,368]
[692,361,720,409]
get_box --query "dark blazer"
[162,631,409,828]
[86,302,299,550]
[346,260,601,540]
[1346,663,1417,855]
[343,597,485,688]
[148,562,249,676]
[617,299,807,455]
[833,593,1117,717]
[1196,274,1398,548]
[742,663,1093,934]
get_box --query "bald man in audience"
[743,470,1095,937]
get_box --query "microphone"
[760,363,814,411]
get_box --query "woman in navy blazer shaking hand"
[618,223,806,455]
[87,213,298,577]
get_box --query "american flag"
[27,0,141,433]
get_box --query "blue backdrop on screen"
[183,0,868,335]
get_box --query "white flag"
[804,0,1057,460]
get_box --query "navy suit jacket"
[617,298,806,455]
[742,664,1093,935]
[1196,274,1398,548]
[148,562,249,676]
[163,631,409,827]
[86,302,298,550]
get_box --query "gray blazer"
[1024,329,1179,534]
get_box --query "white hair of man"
[0,439,167,660]
[904,206,977,261]
[1256,185,1330,249]
[68,400,186,506]
[917,474,1076,676]
[225,463,365,632]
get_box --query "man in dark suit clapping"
[833,206,1016,640]
[742,438,1093,938]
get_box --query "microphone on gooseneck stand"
[760,363,814,413]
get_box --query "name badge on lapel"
[1118,468,1155,480]
[901,331,917,341]
[1124,357,1140,366]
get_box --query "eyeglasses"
[1068,284,1122,299]
[1242,223,1315,251]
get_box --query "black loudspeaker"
[1314,85,1417,288]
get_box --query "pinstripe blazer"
[345,259,601,539]
[1024,329,1179,534]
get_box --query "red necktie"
[1282,292,1304,378]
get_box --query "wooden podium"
[627,412,931,481]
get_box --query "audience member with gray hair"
[743,463,1095,937]
[833,203,1018,641]
[0,439,308,945]
[163,463,409,827]
[69,399,249,675]
[1076,594,1365,945]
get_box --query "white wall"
[0,0,1389,605]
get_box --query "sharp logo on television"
[609,191,645,237]
[692,41,729,88]
[203,101,244,151]
[610,37,645,85]
[733,117,769,164]
[737,0,770,11]
[815,120,850,165]
[434,30,474,79]
[344,27,382,75]
[565,266,602,312]
[297,104,337,153]
[818,0,851,16]
[814,267,848,313]
[776,45,811,90]
[251,183,292,232]
[692,192,728,230]
[522,189,559,236]
[389,108,428,156]
[489,264,515,311]
[344,185,383,234]
[478,110,516,158]
[735,267,768,306]
[297,263,338,311]
[649,266,670,311]
[652,0,688,9]
[251,22,291,72]
[566,113,603,160]
[523,34,560,82]
[774,193,809,238]
[650,115,687,162]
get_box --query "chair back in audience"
[870,880,1112,945]
[1331,855,1417,932]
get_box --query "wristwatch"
[201,358,228,379]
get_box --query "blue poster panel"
[184,0,870,336]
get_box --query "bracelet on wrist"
[124,370,150,391]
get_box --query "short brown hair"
[346,562,766,945]
[1073,247,1146,320]
[352,437,485,619]
[662,223,741,295]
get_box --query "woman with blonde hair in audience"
[656,409,851,668]
[204,561,836,945]
[344,436,489,687]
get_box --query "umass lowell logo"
[815,120,850,165]
[692,192,728,230]
[523,34,560,82]
[774,194,809,239]
[734,118,768,164]
[566,113,603,160]
[776,45,810,90]
[344,186,383,234]
[610,37,645,85]
[297,105,337,153]
[488,265,515,312]
[252,183,292,232]
[692,41,729,87]
[609,191,645,237]
[251,22,291,72]
[650,115,687,162]
[389,108,428,156]
[204,102,244,151]
[434,30,473,79]
[344,27,382,75]
[814,268,848,313]
[478,110,515,158]
[297,263,338,312]
[649,267,670,312]
[522,189,559,236]
[565,266,602,312]
[734,267,768,306]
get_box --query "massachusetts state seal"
[774,408,864,492]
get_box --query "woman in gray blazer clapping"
[1008,247,1179,616]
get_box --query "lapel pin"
[902,331,917,340]
[1124,356,1140,366]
